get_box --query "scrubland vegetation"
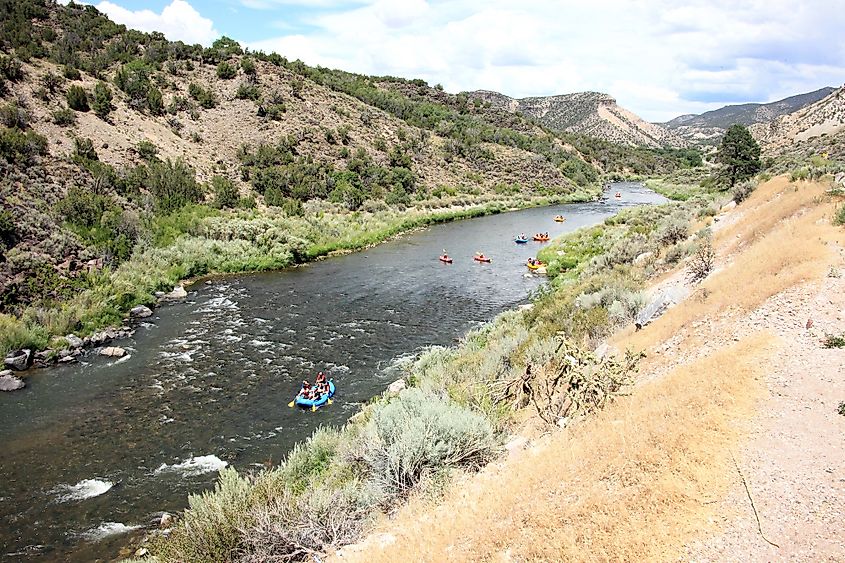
[139,157,845,561]
[0,0,704,356]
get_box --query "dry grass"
[620,177,843,353]
[335,334,771,562]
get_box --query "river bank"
[0,187,597,376]
[124,181,724,562]
[332,174,845,562]
[3,185,659,562]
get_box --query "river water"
[0,183,664,561]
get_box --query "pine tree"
[716,124,761,188]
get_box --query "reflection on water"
[0,183,664,561]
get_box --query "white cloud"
[95,0,219,46]
[248,0,845,121]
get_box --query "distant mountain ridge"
[466,90,686,148]
[750,85,845,154]
[662,87,835,145]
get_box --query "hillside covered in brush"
[466,89,686,149]
[0,0,700,355]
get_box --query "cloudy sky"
[87,0,844,121]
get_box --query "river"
[0,182,664,561]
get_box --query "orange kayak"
[474,255,492,263]
[533,236,550,242]
[439,256,453,263]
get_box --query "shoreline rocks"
[4,349,33,371]
[130,305,154,318]
[0,370,25,391]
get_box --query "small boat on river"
[526,259,545,271]
[554,215,565,222]
[615,192,622,199]
[533,235,550,242]
[514,238,529,244]
[293,380,335,410]
[439,255,453,263]
[474,254,492,263]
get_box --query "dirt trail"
[683,271,845,560]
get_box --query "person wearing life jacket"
[315,372,328,395]
[298,380,312,399]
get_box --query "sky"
[83,0,845,122]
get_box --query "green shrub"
[188,82,217,109]
[56,186,112,227]
[66,84,89,111]
[0,210,16,248]
[147,158,203,213]
[790,167,810,182]
[73,137,98,161]
[0,56,23,81]
[0,102,29,129]
[212,176,239,209]
[241,57,256,76]
[137,139,159,161]
[91,81,113,119]
[835,203,845,227]
[732,180,756,203]
[114,59,155,108]
[153,467,253,562]
[216,60,236,79]
[63,65,81,80]
[0,127,47,164]
[235,82,260,101]
[362,388,496,493]
[0,313,49,357]
[822,334,845,348]
[40,72,63,94]
[147,86,164,115]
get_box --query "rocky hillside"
[0,0,704,358]
[664,87,835,146]
[467,90,686,148]
[750,86,845,154]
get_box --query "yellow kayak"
[554,216,565,222]
[526,260,545,271]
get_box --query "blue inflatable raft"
[514,238,529,244]
[294,380,335,409]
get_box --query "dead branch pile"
[492,335,642,425]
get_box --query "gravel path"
[684,268,845,560]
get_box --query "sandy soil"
[684,271,845,561]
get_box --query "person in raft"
[298,380,313,400]
[315,372,328,395]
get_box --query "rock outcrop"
[467,90,685,148]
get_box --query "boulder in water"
[130,305,153,318]
[164,285,188,300]
[0,371,25,391]
[99,346,126,358]
[4,349,32,371]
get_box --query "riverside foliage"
[145,192,722,562]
